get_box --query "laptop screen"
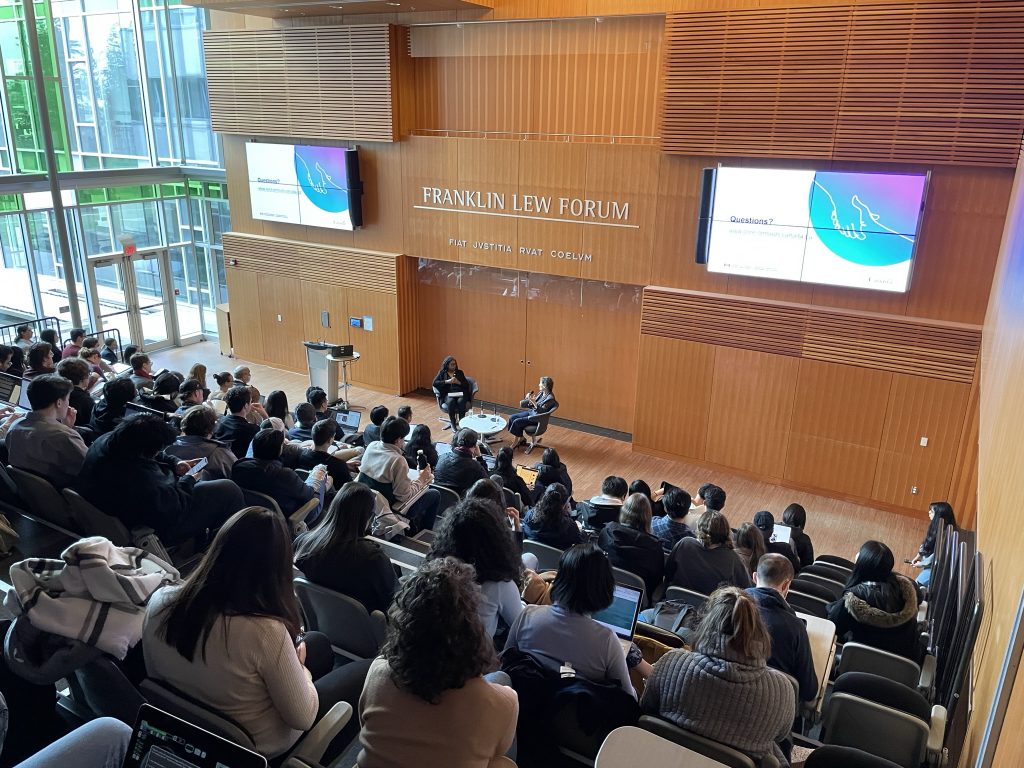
[123,704,267,768]
[771,523,793,544]
[591,583,644,641]
[333,408,361,431]
[515,465,539,486]
[0,372,19,406]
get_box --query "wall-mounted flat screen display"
[695,167,928,292]
[246,142,363,230]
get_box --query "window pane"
[85,12,148,164]
[0,214,37,325]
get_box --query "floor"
[158,341,926,573]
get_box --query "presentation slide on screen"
[707,168,927,292]
[247,142,354,231]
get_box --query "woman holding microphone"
[508,376,558,450]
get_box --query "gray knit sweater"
[640,637,795,767]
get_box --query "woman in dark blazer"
[432,356,471,429]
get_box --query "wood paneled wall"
[222,233,409,392]
[966,158,1024,766]
[660,2,1024,167]
[204,25,397,141]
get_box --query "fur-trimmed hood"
[843,574,918,629]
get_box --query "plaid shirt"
[651,516,695,552]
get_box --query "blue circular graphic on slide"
[807,172,922,267]
[294,146,349,214]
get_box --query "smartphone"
[185,457,209,477]
[294,631,306,648]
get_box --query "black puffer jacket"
[827,574,921,661]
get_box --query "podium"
[304,342,360,409]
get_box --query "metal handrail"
[0,316,64,349]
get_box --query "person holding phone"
[432,356,471,429]
[508,376,558,450]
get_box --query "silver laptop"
[0,372,31,413]
[591,582,644,651]
[122,703,267,768]
[332,408,362,434]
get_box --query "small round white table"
[458,413,508,442]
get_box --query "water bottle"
[416,449,427,470]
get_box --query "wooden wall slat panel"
[660,2,1024,167]
[204,25,396,141]
[641,287,982,383]
[224,269,264,362]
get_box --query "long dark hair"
[845,540,896,591]
[383,557,496,703]
[293,483,376,562]
[494,445,516,477]
[527,483,568,531]
[920,501,956,557]
[157,507,301,662]
[264,390,290,421]
[436,355,460,381]
[428,499,522,586]
[406,423,432,450]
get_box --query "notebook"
[771,523,793,544]
[591,582,644,651]
[122,703,267,768]
[515,464,539,486]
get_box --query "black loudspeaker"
[694,167,716,264]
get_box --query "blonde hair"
[188,363,208,388]
[693,586,771,661]
[619,493,653,534]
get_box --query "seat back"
[796,573,844,599]
[241,488,284,516]
[0,463,20,504]
[523,539,565,572]
[787,590,829,618]
[140,678,257,751]
[664,586,709,612]
[357,473,396,507]
[805,745,904,768]
[638,716,756,768]
[836,643,921,690]
[73,655,144,723]
[791,577,840,602]
[803,562,850,584]
[8,466,76,532]
[821,692,928,768]
[432,483,460,516]
[293,576,386,660]
[61,488,131,545]
[611,566,647,605]
[597,725,728,768]
[816,554,855,571]
[501,487,522,512]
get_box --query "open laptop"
[122,703,266,768]
[515,464,539,486]
[0,372,31,413]
[331,407,362,435]
[771,522,793,544]
[591,582,644,652]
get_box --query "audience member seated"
[138,372,181,415]
[253,418,305,468]
[77,414,244,545]
[39,329,62,362]
[651,488,696,552]
[504,542,635,697]
[23,342,56,379]
[293,482,398,615]
[0,344,13,372]
[396,405,413,423]
[165,405,237,481]
[433,427,489,495]
[14,324,34,350]
[232,429,328,522]
[782,503,815,569]
[522,483,583,551]
[629,479,663,517]
[7,374,86,488]
[752,510,802,574]
[576,475,627,531]
[734,522,767,577]
[128,352,156,392]
[208,371,233,401]
[61,328,85,359]
[357,557,518,768]
[120,344,139,364]
[403,423,438,470]
[305,387,341,438]
[492,446,532,505]
[297,419,354,489]
[827,540,921,661]
[232,365,261,405]
[362,405,389,445]
[173,378,206,416]
[532,447,573,500]
[264,389,295,429]
[598,493,665,598]
[748,554,817,702]
[213,386,261,459]
[88,377,138,436]
[910,501,955,587]
[685,481,726,529]
[288,402,317,442]
[358,416,440,535]
[78,346,108,380]
[641,587,796,766]
[428,498,524,638]
[56,357,95,425]
[665,509,751,594]
[7,345,24,376]
[143,507,371,760]
[101,337,119,364]
[187,363,209,399]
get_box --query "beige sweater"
[357,657,518,768]
[142,586,318,757]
